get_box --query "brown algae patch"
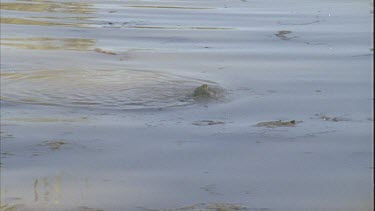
[0,37,95,51]
[255,120,302,128]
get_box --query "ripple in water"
[1,69,221,110]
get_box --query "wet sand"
[0,0,373,210]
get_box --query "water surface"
[1,0,373,210]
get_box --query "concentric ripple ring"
[1,69,221,110]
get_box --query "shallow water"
[1,69,221,109]
[0,0,373,210]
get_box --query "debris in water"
[193,120,225,126]
[275,30,293,40]
[41,140,67,150]
[206,203,248,211]
[255,120,301,128]
[193,84,222,100]
[194,84,213,97]
[94,48,117,55]
[317,114,349,122]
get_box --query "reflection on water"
[0,1,94,14]
[33,176,62,205]
[1,69,218,110]
[0,37,95,51]
[0,1,229,29]
[0,203,24,211]
[0,17,79,27]
[0,0,94,27]
[1,173,102,211]
[34,179,39,203]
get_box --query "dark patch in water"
[193,120,225,126]
[40,140,68,150]
[275,30,295,40]
[94,48,117,55]
[192,84,224,102]
[255,120,302,128]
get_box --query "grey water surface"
[0,0,373,210]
